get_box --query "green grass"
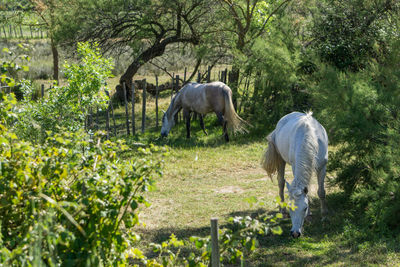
[104,94,400,266]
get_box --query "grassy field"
[106,95,400,266]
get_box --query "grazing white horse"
[261,112,328,238]
[161,82,247,141]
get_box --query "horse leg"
[199,114,207,135]
[216,112,229,142]
[223,120,229,142]
[183,109,191,139]
[278,162,287,216]
[317,165,328,217]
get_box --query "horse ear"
[303,187,308,195]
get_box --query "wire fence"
[0,24,47,39]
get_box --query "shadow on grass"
[137,192,399,266]
[117,116,270,150]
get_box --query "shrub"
[310,39,400,232]
[13,42,113,141]
[0,94,165,265]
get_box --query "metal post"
[211,218,220,267]
[41,84,44,98]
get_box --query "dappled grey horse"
[261,112,328,238]
[161,81,247,142]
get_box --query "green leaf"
[130,200,138,210]
[271,226,283,235]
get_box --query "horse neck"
[169,93,182,117]
[292,124,318,190]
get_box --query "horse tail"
[222,88,249,133]
[261,131,284,180]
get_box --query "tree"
[28,0,61,82]
[57,0,217,98]
[217,0,292,107]
[1,0,62,82]
[311,0,399,71]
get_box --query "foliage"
[238,35,306,128]
[310,37,400,232]
[14,42,112,141]
[0,94,166,266]
[0,44,30,89]
[311,0,399,71]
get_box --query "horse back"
[273,112,328,169]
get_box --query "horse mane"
[291,113,318,191]
[166,90,183,118]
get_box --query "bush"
[0,94,165,265]
[13,42,112,141]
[239,36,308,128]
[310,38,400,232]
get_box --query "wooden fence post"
[95,107,99,131]
[171,74,175,100]
[123,82,130,135]
[155,75,159,129]
[105,91,110,139]
[19,26,23,38]
[224,68,228,84]
[88,107,93,130]
[193,71,202,121]
[41,84,44,98]
[141,79,147,133]
[131,83,136,135]
[175,75,180,123]
[207,66,211,83]
[211,218,220,267]
[105,90,116,137]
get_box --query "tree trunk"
[117,43,167,101]
[51,38,59,82]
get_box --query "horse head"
[286,181,309,238]
[160,109,175,137]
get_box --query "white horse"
[261,112,328,238]
[161,82,247,142]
